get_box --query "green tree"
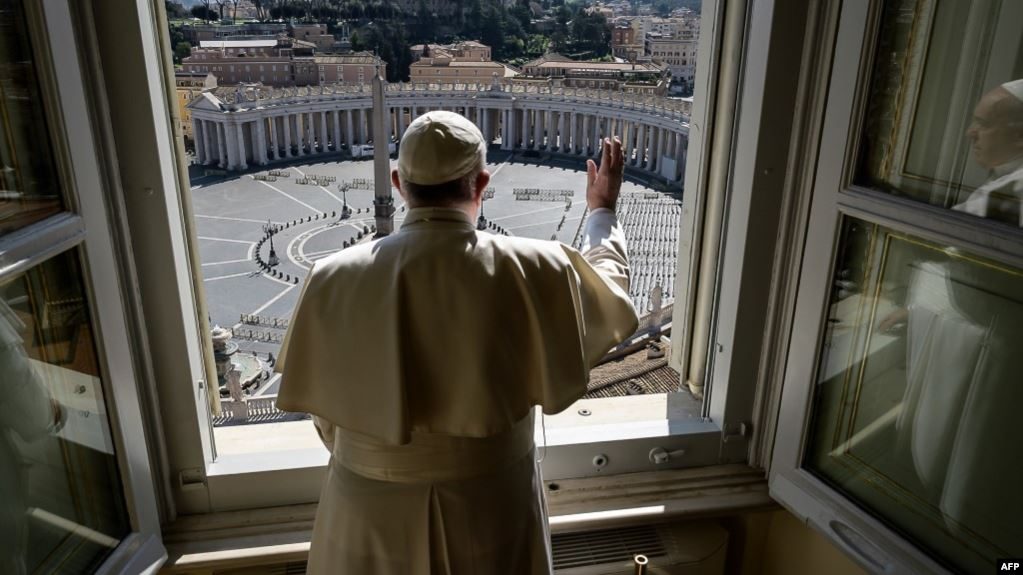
[525,34,548,57]
[479,6,504,58]
[175,41,193,63]
[190,4,217,20]
[165,1,188,19]
[412,0,438,43]
[569,10,610,57]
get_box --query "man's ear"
[391,169,407,201]
[475,170,491,200]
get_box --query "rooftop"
[199,39,278,49]
[313,52,382,64]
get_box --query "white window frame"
[2,0,166,572]
[770,1,1023,573]
[103,0,808,517]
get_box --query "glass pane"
[804,216,1023,574]
[0,0,63,235]
[167,1,706,448]
[0,250,130,573]
[857,0,1023,227]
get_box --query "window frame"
[769,0,1023,573]
[1,0,167,571]
[111,0,809,515]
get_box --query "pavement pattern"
[190,151,682,397]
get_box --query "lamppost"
[337,182,352,220]
[263,220,279,267]
[477,187,495,230]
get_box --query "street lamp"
[477,187,495,230]
[337,182,352,220]
[263,220,280,267]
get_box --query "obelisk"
[371,71,395,236]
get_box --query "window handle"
[825,519,893,573]
[648,447,686,464]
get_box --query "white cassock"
[276,206,639,574]
[953,157,1023,227]
[0,301,56,575]
[894,159,1023,556]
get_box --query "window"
[772,1,1023,573]
[0,1,163,571]
[73,0,821,545]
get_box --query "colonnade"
[191,86,688,182]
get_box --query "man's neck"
[407,202,478,221]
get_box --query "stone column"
[396,106,405,140]
[556,111,565,153]
[283,115,292,158]
[646,127,656,172]
[319,112,329,153]
[567,113,576,155]
[217,122,228,167]
[306,112,315,153]
[255,118,267,165]
[223,122,237,169]
[649,126,658,170]
[193,119,206,164]
[536,110,544,148]
[346,109,354,148]
[500,109,508,151]
[656,128,667,173]
[677,133,686,181]
[333,111,342,151]
[207,119,218,165]
[636,123,647,166]
[236,122,248,170]
[294,114,305,157]
[481,108,490,144]
[520,109,528,149]
[269,116,280,160]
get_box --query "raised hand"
[585,137,625,211]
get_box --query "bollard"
[633,555,648,575]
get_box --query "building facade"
[174,71,218,144]
[518,55,668,94]
[188,82,689,183]
[409,41,517,84]
[290,23,336,52]
[182,39,384,86]
[644,32,698,89]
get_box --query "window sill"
[161,463,772,573]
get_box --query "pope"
[276,111,639,574]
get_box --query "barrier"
[512,188,574,202]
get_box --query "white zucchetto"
[397,111,486,185]
[1002,78,1023,102]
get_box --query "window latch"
[648,446,686,464]
[723,421,751,443]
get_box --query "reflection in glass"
[0,0,63,236]
[0,251,129,574]
[857,0,1023,226]
[805,218,1023,574]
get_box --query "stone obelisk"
[371,71,395,236]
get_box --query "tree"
[411,0,437,44]
[479,6,504,59]
[165,1,189,19]
[570,10,611,58]
[191,4,217,21]
[175,41,193,63]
